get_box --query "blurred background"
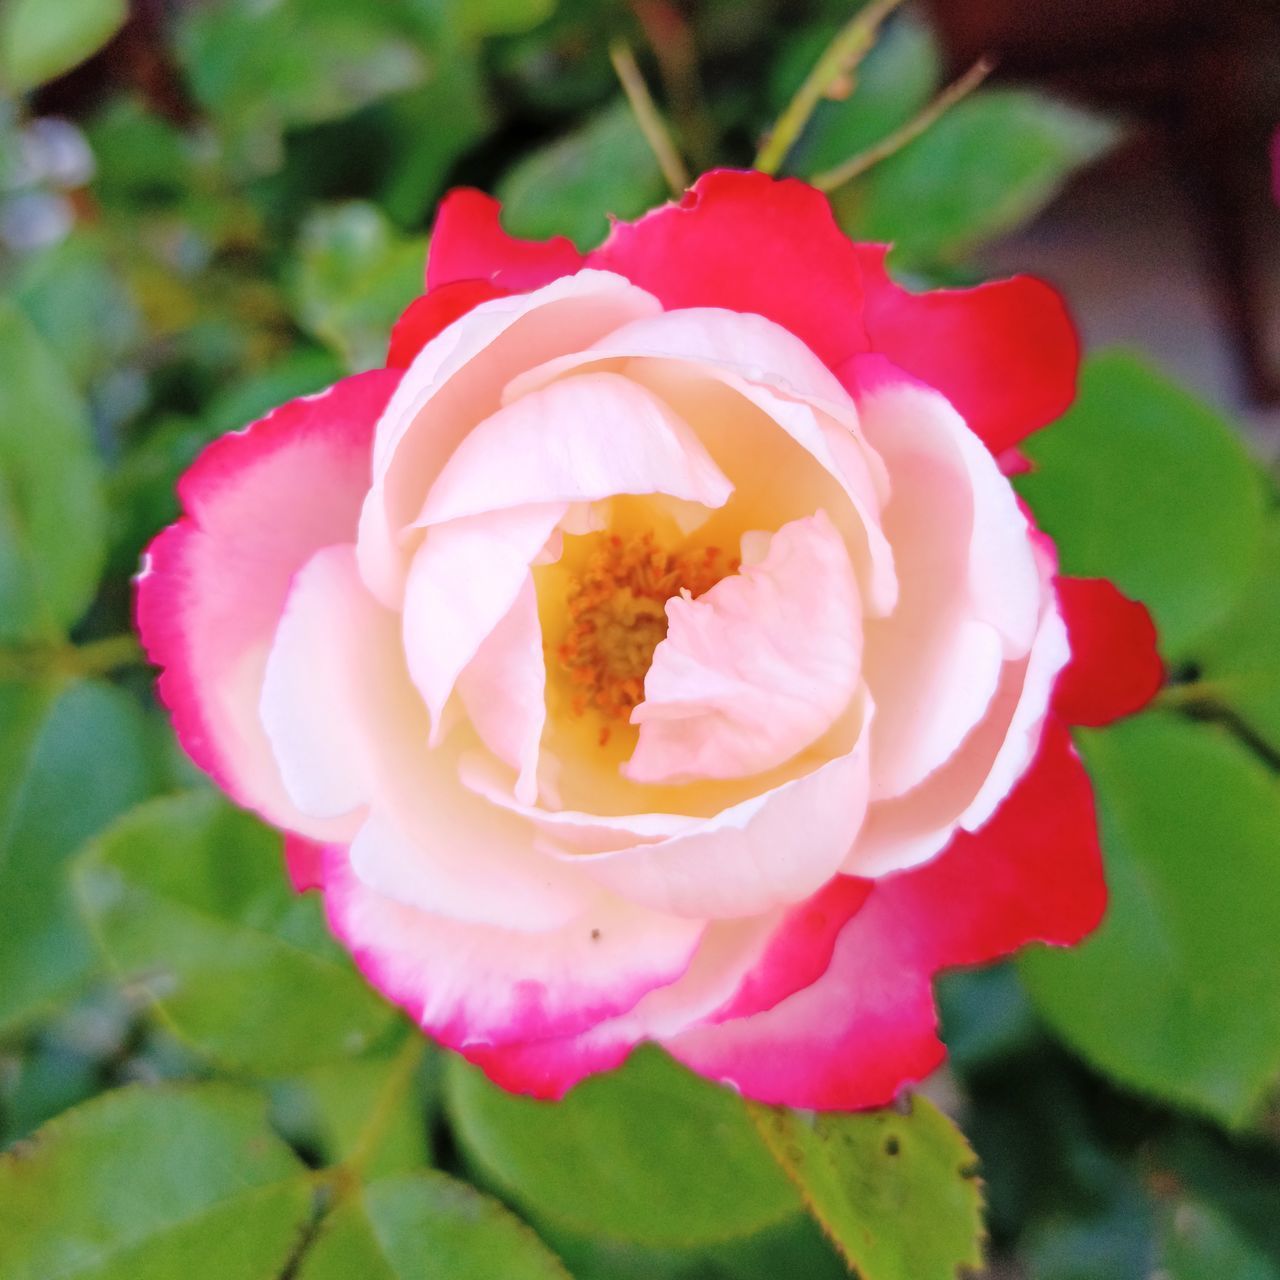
[3,2,1280,1278]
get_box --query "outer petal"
[322,848,703,1048]
[627,512,862,784]
[588,169,871,369]
[668,718,1104,1108]
[1053,577,1163,726]
[387,280,508,368]
[854,361,1041,802]
[458,876,874,1099]
[426,188,584,291]
[847,245,1079,454]
[136,370,400,834]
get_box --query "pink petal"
[667,718,1103,1108]
[426,188,585,291]
[358,271,661,609]
[259,544,407,820]
[588,169,870,369]
[627,512,862,784]
[1053,577,1163,726]
[284,834,327,893]
[136,370,400,835]
[455,881,871,1098]
[848,244,1079,454]
[414,370,733,525]
[321,847,703,1048]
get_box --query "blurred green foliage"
[2,1,1279,1277]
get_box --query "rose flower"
[137,171,1161,1108]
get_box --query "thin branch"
[812,58,994,192]
[610,39,690,196]
[754,0,906,175]
[629,0,716,171]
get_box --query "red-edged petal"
[667,718,1104,1108]
[426,188,584,292]
[441,877,873,1100]
[136,370,401,830]
[1053,577,1163,726]
[387,280,509,369]
[320,849,703,1050]
[847,245,1079,454]
[588,169,870,369]
[284,835,327,893]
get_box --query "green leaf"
[175,0,428,174]
[837,88,1117,269]
[296,1171,571,1280]
[450,0,558,38]
[1191,516,1280,751]
[0,299,107,643]
[1019,351,1265,659]
[0,1084,313,1280]
[11,233,142,390]
[749,1096,985,1279]
[377,53,495,227]
[74,790,396,1075]
[0,679,155,1035]
[289,202,426,372]
[1020,712,1280,1127]
[0,0,126,92]
[496,100,668,251]
[272,1042,432,1180]
[1160,1197,1280,1280]
[771,15,942,178]
[445,1047,799,1246]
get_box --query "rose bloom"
[138,171,1161,1108]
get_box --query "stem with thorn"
[754,0,906,175]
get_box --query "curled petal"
[415,370,733,525]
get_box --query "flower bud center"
[555,530,735,739]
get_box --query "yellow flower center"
[554,529,736,742]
